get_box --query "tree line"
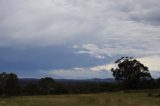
[0,57,160,96]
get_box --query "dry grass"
[0,92,160,106]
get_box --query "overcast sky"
[0,0,160,79]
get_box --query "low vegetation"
[0,91,160,106]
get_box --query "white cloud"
[75,44,108,59]
[39,58,160,79]
[74,43,160,59]
[137,55,160,72]
[0,0,160,49]
[40,63,115,79]
[90,64,117,72]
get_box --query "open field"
[0,91,160,106]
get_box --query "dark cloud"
[0,46,114,72]
[129,9,160,26]
[0,0,160,78]
[120,0,160,26]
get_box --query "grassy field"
[0,92,160,106]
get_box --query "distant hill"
[19,78,115,87]
[55,78,115,83]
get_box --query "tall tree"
[5,73,21,95]
[111,57,152,89]
[0,72,7,95]
[0,72,21,96]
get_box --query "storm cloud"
[0,0,160,78]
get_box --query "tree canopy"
[111,57,152,89]
[0,72,21,96]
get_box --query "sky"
[0,0,160,79]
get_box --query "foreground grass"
[0,92,160,106]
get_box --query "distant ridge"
[19,78,115,87]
